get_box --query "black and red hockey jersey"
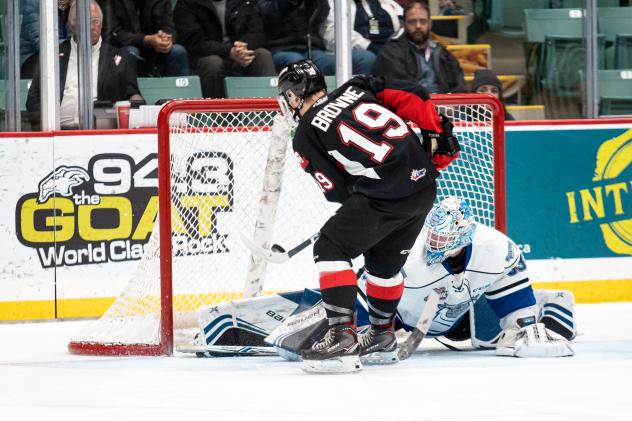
[292,76,444,203]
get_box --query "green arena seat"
[525,9,607,97]
[541,34,605,96]
[225,76,337,99]
[614,34,632,69]
[488,0,548,35]
[0,79,31,112]
[525,8,585,43]
[551,0,619,8]
[597,7,632,68]
[225,76,280,98]
[597,70,632,116]
[137,76,202,105]
[0,79,32,130]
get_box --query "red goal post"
[68,94,505,356]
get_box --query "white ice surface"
[1,303,631,421]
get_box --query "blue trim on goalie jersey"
[485,284,536,319]
[203,315,269,345]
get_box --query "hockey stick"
[240,231,320,264]
[176,344,279,358]
[397,289,441,360]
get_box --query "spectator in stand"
[107,0,189,76]
[256,0,333,73]
[20,0,73,79]
[373,0,466,94]
[471,69,515,121]
[438,0,465,15]
[257,0,372,75]
[26,0,143,130]
[320,0,403,75]
[174,0,276,98]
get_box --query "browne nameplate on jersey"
[311,87,365,132]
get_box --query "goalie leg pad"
[534,289,576,340]
[194,291,304,348]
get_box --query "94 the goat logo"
[38,166,90,203]
[15,152,233,268]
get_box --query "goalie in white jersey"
[392,196,574,358]
[188,197,575,360]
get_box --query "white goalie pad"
[496,322,574,358]
[194,294,300,348]
[534,289,577,340]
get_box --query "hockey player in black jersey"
[277,59,460,373]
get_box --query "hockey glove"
[431,114,460,170]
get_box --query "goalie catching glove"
[420,114,460,170]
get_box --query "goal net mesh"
[69,99,500,352]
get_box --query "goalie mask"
[277,59,327,123]
[424,197,476,265]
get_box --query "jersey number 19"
[337,103,409,164]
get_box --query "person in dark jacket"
[471,69,515,120]
[107,0,189,76]
[26,0,142,129]
[256,0,336,74]
[174,0,276,98]
[373,0,465,94]
[20,0,73,79]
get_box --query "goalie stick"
[240,231,320,264]
[397,289,441,360]
[176,344,279,358]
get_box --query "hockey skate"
[496,317,574,358]
[300,325,362,374]
[358,324,399,365]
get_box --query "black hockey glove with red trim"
[432,114,460,170]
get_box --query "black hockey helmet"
[277,59,327,122]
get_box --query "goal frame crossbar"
[67,94,505,356]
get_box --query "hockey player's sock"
[317,261,358,326]
[365,272,404,327]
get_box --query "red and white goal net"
[68,94,505,356]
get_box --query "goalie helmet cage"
[68,94,505,356]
